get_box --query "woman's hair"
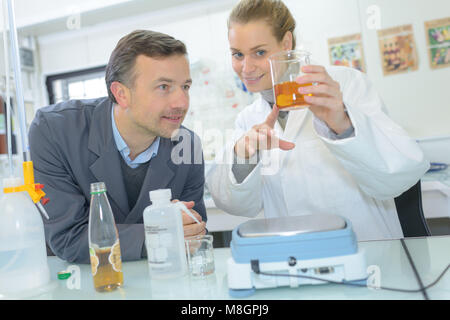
[228,0,296,49]
[105,30,187,103]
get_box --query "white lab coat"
[206,66,430,241]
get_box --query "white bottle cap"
[2,177,23,188]
[149,189,172,202]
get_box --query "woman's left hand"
[296,65,352,135]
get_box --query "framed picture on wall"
[377,25,419,76]
[425,17,450,70]
[328,33,366,72]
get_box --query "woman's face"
[228,19,291,92]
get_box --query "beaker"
[269,50,313,110]
[185,234,215,277]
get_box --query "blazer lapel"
[124,137,176,223]
[88,100,129,217]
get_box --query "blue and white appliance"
[227,214,367,297]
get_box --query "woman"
[206,0,429,241]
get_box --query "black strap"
[400,239,429,300]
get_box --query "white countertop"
[9,236,450,300]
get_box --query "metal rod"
[6,0,30,162]
[2,0,14,176]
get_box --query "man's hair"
[228,0,296,49]
[105,30,187,103]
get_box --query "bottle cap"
[57,270,72,280]
[90,182,106,194]
[149,189,172,201]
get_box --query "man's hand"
[296,65,352,135]
[172,200,206,238]
[234,105,295,159]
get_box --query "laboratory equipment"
[1,0,49,215]
[143,189,191,279]
[185,234,215,277]
[269,50,313,109]
[0,0,51,298]
[427,162,448,173]
[227,214,367,297]
[0,177,50,297]
[88,182,123,292]
[1,0,50,214]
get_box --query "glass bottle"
[88,182,123,292]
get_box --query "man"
[29,30,206,264]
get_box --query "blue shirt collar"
[111,106,160,168]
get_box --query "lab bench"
[19,235,450,300]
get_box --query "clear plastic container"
[0,177,50,297]
[143,189,188,279]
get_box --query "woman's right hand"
[234,105,295,159]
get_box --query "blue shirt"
[111,107,160,169]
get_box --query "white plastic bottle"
[143,189,188,279]
[0,177,50,297]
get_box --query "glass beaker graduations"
[269,50,313,110]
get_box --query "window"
[45,66,107,104]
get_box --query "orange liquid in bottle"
[90,244,123,292]
[274,81,313,109]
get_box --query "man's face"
[125,54,191,138]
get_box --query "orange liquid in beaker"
[274,81,313,109]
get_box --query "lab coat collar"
[283,107,310,142]
[256,95,272,113]
[257,96,283,136]
[257,95,310,142]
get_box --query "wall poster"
[377,24,419,76]
[425,17,450,70]
[328,33,366,72]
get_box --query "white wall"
[37,1,234,75]
[30,0,450,144]
[5,0,133,29]
[358,0,450,139]
[286,0,362,64]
